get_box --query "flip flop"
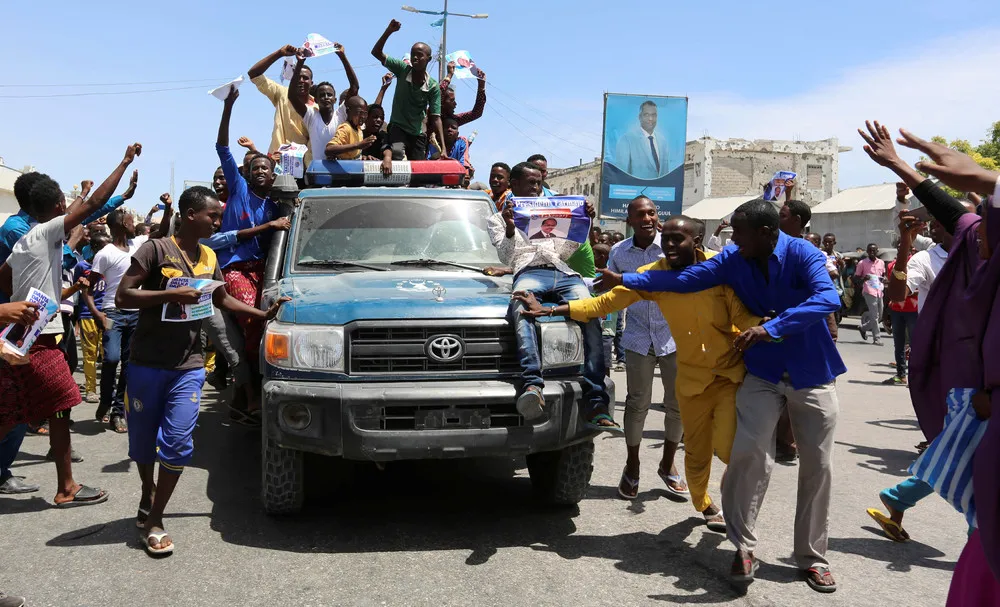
[54,485,109,508]
[585,413,624,435]
[143,530,174,556]
[704,509,727,533]
[866,508,909,542]
[657,469,690,500]
[617,468,639,500]
[136,507,151,529]
[804,566,837,593]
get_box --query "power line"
[0,84,210,99]
[0,63,384,96]
[480,98,558,160]
[461,79,599,155]
[483,79,603,139]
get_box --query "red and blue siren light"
[306,159,466,188]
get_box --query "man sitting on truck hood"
[486,162,620,432]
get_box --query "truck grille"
[348,324,521,375]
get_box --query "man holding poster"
[486,163,619,432]
[116,185,288,557]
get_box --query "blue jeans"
[0,424,28,482]
[890,310,918,377]
[508,268,608,412]
[881,476,934,512]
[100,309,140,417]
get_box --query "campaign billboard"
[600,94,688,220]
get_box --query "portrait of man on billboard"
[613,100,671,180]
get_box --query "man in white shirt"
[487,162,617,432]
[91,208,141,433]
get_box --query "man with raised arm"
[370,19,446,175]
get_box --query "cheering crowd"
[0,17,998,607]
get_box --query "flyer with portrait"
[162,277,225,323]
[510,196,591,245]
[763,171,796,201]
[0,288,59,358]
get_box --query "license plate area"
[414,407,493,430]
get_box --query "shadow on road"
[830,529,955,573]
[866,418,920,432]
[836,441,916,477]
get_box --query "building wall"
[682,137,843,210]
[549,137,846,216]
[810,210,899,252]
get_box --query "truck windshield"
[293,195,501,271]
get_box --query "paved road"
[1,318,967,606]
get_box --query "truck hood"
[277,270,513,324]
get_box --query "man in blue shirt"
[598,198,844,593]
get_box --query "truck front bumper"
[262,378,614,461]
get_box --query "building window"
[807,165,823,190]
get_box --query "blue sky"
[3,0,1000,212]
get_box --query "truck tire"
[261,431,305,515]
[526,441,595,506]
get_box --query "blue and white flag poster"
[763,171,797,202]
[162,277,225,323]
[0,287,59,358]
[511,196,591,245]
[601,94,687,220]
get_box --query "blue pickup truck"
[256,160,614,514]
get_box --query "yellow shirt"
[250,75,317,165]
[568,252,761,397]
[330,122,364,160]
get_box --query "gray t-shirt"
[8,216,65,335]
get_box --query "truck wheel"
[261,431,305,515]
[526,441,595,506]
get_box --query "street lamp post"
[401,2,488,83]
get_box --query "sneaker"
[859,327,867,341]
[515,385,545,421]
[882,376,907,386]
[85,392,99,403]
[873,339,884,347]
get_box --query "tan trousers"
[722,373,839,569]
[623,349,683,447]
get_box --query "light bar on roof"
[306,159,466,187]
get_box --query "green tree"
[930,122,1000,197]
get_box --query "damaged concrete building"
[548,137,849,237]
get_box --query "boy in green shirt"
[370,19,447,174]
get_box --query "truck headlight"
[539,321,584,369]
[265,322,345,372]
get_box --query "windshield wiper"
[298,260,388,271]
[391,258,484,272]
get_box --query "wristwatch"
[893,270,907,281]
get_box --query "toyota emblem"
[425,335,465,363]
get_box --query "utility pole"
[401,3,487,83]
[440,0,448,83]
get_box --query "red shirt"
[887,260,918,313]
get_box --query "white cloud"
[688,28,1000,188]
[477,29,1000,190]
